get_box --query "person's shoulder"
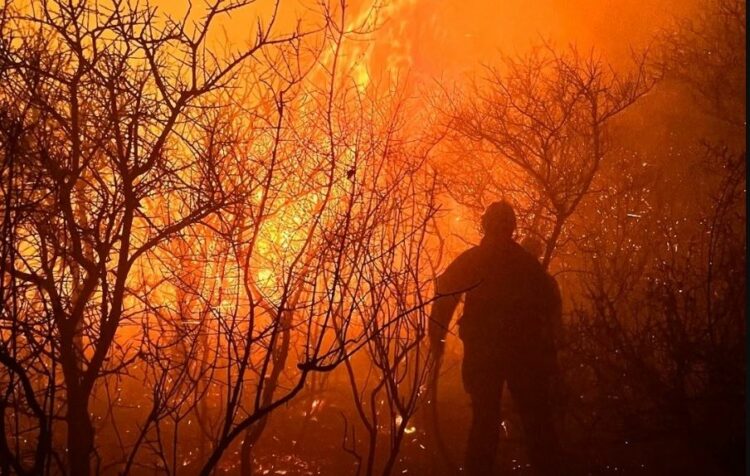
[454,245,482,264]
[439,245,482,281]
[509,241,547,272]
[451,245,488,270]
[508,241,536,261]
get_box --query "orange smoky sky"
[154,0,697,79]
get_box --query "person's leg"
[465,387,503,475]
[462,349,504,476]
[508,370,562,476]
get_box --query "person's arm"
[428,250,475,359]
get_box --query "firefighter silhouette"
[429,201,562,475]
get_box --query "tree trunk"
[239,310,293,476]
[67,389,94,476]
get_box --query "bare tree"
[657,0,746,127]
[0,1,308,473]
[560,1,746,468]
[565,144,745,473]
[328,86,438,476]
[438,45,654,268]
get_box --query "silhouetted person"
[429,202,562,475]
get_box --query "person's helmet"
[480,201,516,239]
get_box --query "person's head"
[521,236,545,261]
[480,201,516,240]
